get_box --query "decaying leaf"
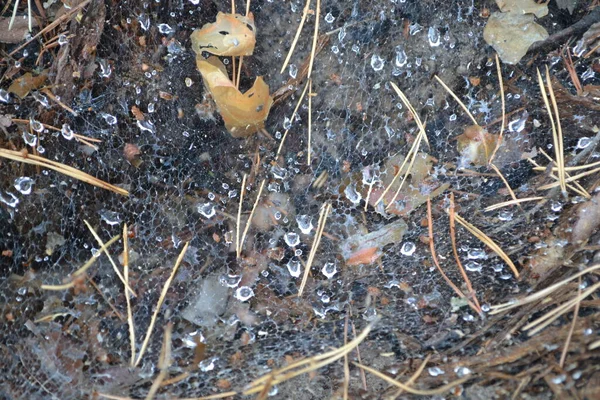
[456,125,499,167]
[495,0,549,18]
[191,12,256,57]
[196,56,273,138]
[341,220,408,266]
[484,11,548,64]
[8,71,49,99]
[0,17,39,44]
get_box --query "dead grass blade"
[537,166,600,191]
[490,264,600,314]
[353,362,471,396]
[536,67,566,194]
[123,223,136,366]
[434,75,478,126]
[489,54,505,164]
[452,212,519,278]
[390,354,432,398]
[307,78,313,165]
[449,194,482,314]
[40,234,120,290]
[134,242,189,367]
[532,159,600,172]
[559,277,581,368]
[489,163,518,204]
[298,202,331,297]
[426,197,479,314]
[84,220,136,296]
[243,319,376,395]
[307,0,320,79]
[280,0,310,74]
[527,156,590,199]
[276,80,310,159]
[484,197,545,212]
[239,179,266,255]
[0,148,129,196]
[236,173,248,258]
[145,323,173,400]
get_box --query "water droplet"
[428,367,445,376]
[284,232,300,247]
[322,262,337,278]
[551,374,566,384]
[189,0,200,4]
[370,54,385,71]
[198,203,216,218]
[98,58,112,78]
[577,137,592,149]
[22,131,37,147]
[137,119,156,134]
[287,258,302,278]
[158,23,175,35]
[400,242,416,256]
[0,89,10,103]
[409,23,423,35]
[30,119,44,132]
[296,215,313,234]
[14,177,34,195]
[498,210,513,221]
[101,113,117,125]
[454,366,472,377]
[138,13,150,31]
[91,247,101,258]
[344,183,362,205]
[0,192,19,207]
[288,64,298,78]
[99,210,121,225]
[467,248,487,260]
[324,12,335,23]
[32,91,50,108]
[427,26,441,47]
[199,357,218,371]
[219,274,241,288]
[61,124,75,140]
[234,286,254,301]
[550,200,563,212]
[58,34,68,45]
[465,261,482,272]
[271,165,287,180]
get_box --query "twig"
[391,354,432,398]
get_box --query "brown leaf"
[191,12,256,57]
[8,71,49,99]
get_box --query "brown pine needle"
[135,242,189,367]
[536,67,566,194]
[276,80,310,159]
[537,149,590,197]
[532,159,600,172]
[0,148,128,196]
[307,78,313,165]
[452,212,519,278]
[41,234,120,290]
[489,163,518,204]
[84,220,136,297]
[41,88,77,116]
[307,0,320,79]
[426,197,479,313]
[87,276,125,321]
[298,202,331,297]
[449,193,482,315]
[559,278,581,368]
[145,323,173,400]
[244,318,376,395]
[239,179,266,255]
[342,314,350,400]
[179,393,239,400]
[484,197,545,212]
[527,157,590,199]
[489,53,505,165]
[280,0,311,75]
[123,223,136,366]
[537,166,600,191]
[353,362,470,396]
[589,340,600,351]
[236,173,248,258]
[434,75,478,126]
[392,354,432,397]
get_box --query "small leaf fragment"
[8,71,49,99]
[191,12,256,57]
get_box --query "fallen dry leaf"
[191,12,256,57]
[196,56,272,138]
[495,0,549,18]
[456,125,499,167]
[8,71,49,99]
[340,220,408,266]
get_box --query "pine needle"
[307,0,320,79]
[298,202,331,297]
[145,323,173,400]
[452,212,519,278]
[307,78,313,165]
[434,75,478,126]
[236,174,248,258]
[135,242,189,367]
[489,54,505,164]
[391,354,432,398]
[559,278,581,368]
[0,148,129,196]
[123,223,136,366]
[280,0,311,75]
[276,80,310,159]
[239,179,266,255]
[484,197,544,212]
[489,163,517,204]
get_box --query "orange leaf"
[191,12,256,57]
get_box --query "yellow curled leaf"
[191,12,256,57]
[197,56,273,138]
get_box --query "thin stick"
[145,323,173,400]
[298,202,331,297]
[559,278,581,368]
[449,193,482,314]
[276,80,310,159]
[489,54,505,165]
[135,242,189,367]
[86,276,125,321]
[392,354,432,398]
[307,79,313,165]
[84,220,136,296]
[536,67,566,193]
[489,163,517,203]
[123,223,136,366]
[307,0,320,79]
[41,88,78,116]
[434,75,478,126]
[484,197,545,212]
[236,174,248,258]
[426,197,478,313]
[0,148,129,196]
[280,0,310,74]
[40,234,120,290]
[453,212,519,278]
[239,179,266,254]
